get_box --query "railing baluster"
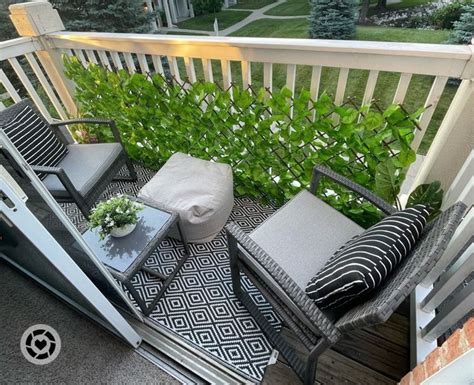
[393,72,412,105]
[412,76,448,151]
[286,64,296,94]
[334,67,349,123]
[137,53,150,75]
[421,280,474,343]
[0,69,21,103]
[184,57,196,83]
[151,55,164,76]
[97,50,112,70]
[421,242,473,313]
[335,67,349,105]
[7,57,52,120]
[442,151,474,209]
[362,70,379,106]
[310,65,322,121]
[167,56,181,83]
[85,50,98,65]
[123,52,137,74]
[202,58,213,83]
[264,62,272,95]
[310,65,322,101]
[286,64,296,117]
[241,60,251,89]
[221,60,232,91]
[25,53,67,119]
[110,52,123,70]
[73,49,88,67]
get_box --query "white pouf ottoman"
[138,152,234,243]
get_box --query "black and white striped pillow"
[1,104,68,179]
[305,204,431,310]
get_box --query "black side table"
[81,197,190,316]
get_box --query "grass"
[227,20,454,154]
[264,0,310,16]
[385,0,434,10]
[266,0,434,17]
[367,0,433,16]
[177,10,251,31]
[166,31,210,36]
[230,0,276,9]
[356,26,450,44]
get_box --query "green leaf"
[375,159,400,205]
[407,181,444,221]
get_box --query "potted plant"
[89,195,144,239]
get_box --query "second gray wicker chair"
[226,165,466,385]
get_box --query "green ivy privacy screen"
[64,56,421,227]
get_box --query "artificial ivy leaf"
[375,159,400,205]
[383,104,399,118]
[406,181,443,221]
[397,146,416,167]
[363,111,384,131]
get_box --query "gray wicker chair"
[0,100,137,218]
[226,165,466,385]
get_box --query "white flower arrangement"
[89,195,144,239]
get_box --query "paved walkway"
[162,0,307,37]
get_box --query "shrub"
[449,2,474,44]
[309,0,357,40]
[64,56,421,227]
[192,0,224,15]
[50,0,155,33]
[430,1,471,30]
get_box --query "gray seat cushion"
[42,143,123,198]
[250,190,364,290]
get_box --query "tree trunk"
[376,0,388,10]
[359,0,370,23]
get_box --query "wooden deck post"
[410,38,474,191]
[9,1,77,117]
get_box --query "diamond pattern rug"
[64,164,281,383]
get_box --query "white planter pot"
[110,223,137,238]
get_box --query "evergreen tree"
[0,0,23,41]
[309,0,358,40]
[50,0,154,33]
[448,3,474,44]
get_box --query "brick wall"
[399,317,474,385]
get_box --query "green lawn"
[228,20,454,154]
[356,25,451,43]
[385,0,433,10]
[177,10,251,31]
[230,0,276,9]
[367,0,434,15]
[166,31,210,36]
[266,0,434,16]
[264,0,310,16]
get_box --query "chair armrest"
[50,118,121,143]
[30,165,81,200]
[226,222,341,344]
[310,165,396,216]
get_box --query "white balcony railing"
[1,0,472,367]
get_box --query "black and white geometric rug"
[63,164,282,383]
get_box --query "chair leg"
[304,338,330,385]
[125,158,137,181]
[114,159,138,182]
[76,197,90,220]
[226,229,243,295]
